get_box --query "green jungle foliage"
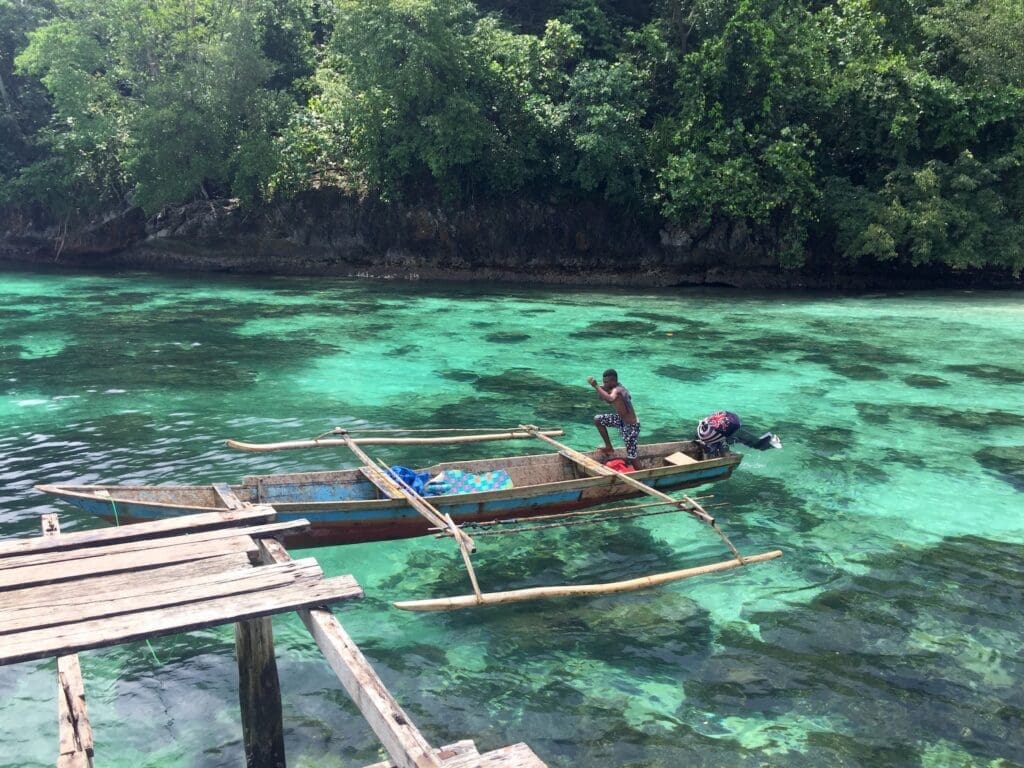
[2,0,1022,272]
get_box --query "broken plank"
[299,606,442,768]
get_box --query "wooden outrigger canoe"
[36,439,741,549]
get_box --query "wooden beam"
[394,550,784,612]
[0,507,275,559]
[300,610,442,768]
[43,515,94,768]
[226,429,565,452]
[257,539,441,768]
[236,617,285,768]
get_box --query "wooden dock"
[0,508,546,768]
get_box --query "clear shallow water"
[0,266,1022,768]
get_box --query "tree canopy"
[2,0,1022,273]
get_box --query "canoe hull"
[37,441,741,548]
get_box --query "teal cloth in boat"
[424,469,513,496]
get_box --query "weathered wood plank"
[1,552,253,613]
[0,535,260,592]
[444,743,546,768]
[256,539,439,768]
[0,574,363,665]
[0,507,274,559]
[236,617,285,768]
[0,519,308,572]
[59,657,94,756]
[1,559,324,635]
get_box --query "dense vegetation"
[2,0,1022,272]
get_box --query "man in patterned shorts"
[587,368,640,466]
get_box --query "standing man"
[587,368,641,465]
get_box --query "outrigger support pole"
[518,425,745,563]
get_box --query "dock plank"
[0,535,260,592]
[0,519,308,572]
[1,552,253,612]
[0,507,274,558]
[58,657,94,757]
[1,558,324,635]
[0,574,363,665]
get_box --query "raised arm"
[588,376,618,404]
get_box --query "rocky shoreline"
[2,192,1020,290]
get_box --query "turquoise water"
[1,266,1021,768]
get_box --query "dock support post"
[236,617,286,768]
